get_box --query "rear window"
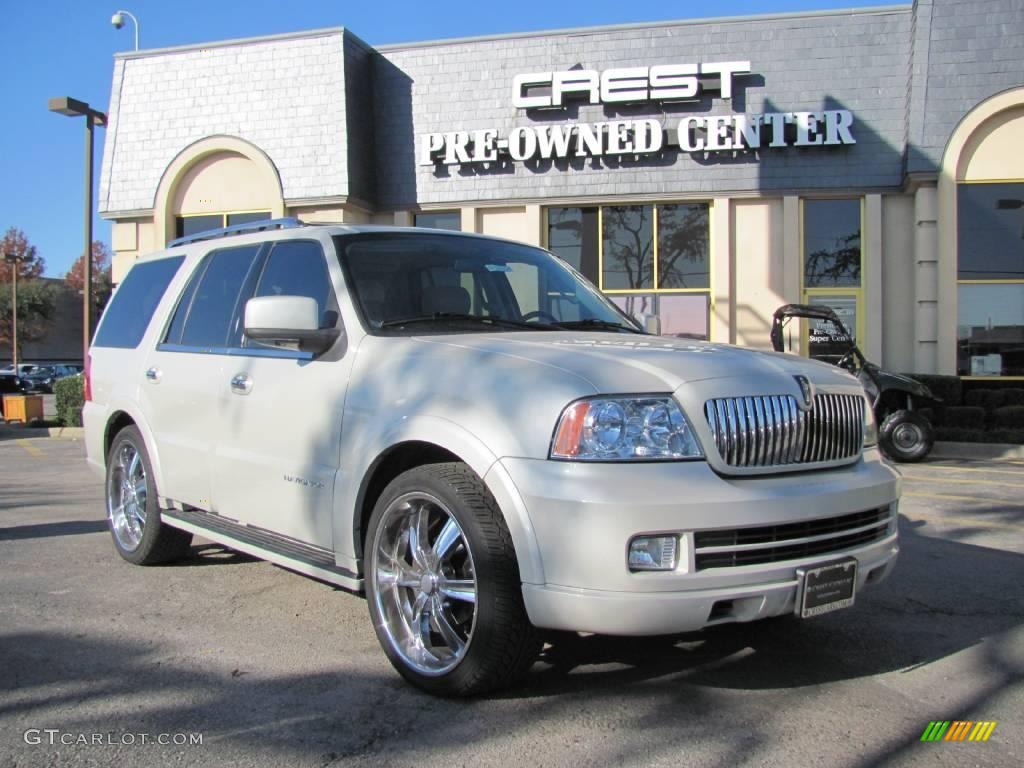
[93,256,185,349]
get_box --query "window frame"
[543,202,715,341]
[156,238,336,361]
[174,209,273,239]
[799,197,866,358]
[956,178,1024,380]
[92,256,186,349]
[413,211,461,231]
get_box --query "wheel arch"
[347,420,544,586]
[101,404,166,495]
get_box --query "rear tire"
[365,462,540,697]
[106,426,193,565]
[879,410,933,463]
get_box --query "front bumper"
[497,449,900,635]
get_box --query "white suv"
[84,219,900,696]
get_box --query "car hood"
[415,331,859,393]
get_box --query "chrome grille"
[704,393,864,468]
[693,506,892,570]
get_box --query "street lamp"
[111,10,140,50]
[4,252,23,372]
[48,96,107,365]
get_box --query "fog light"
[629,536,678,571]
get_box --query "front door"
[212,239,351,550]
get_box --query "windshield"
[335,233,642,334]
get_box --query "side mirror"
[641,314,662,335]
[244,296,340,354]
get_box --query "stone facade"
[99,29,351,214]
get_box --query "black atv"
[770,304,940,463]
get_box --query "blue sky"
[0,0,897,278]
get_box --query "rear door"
[211,237,350,549]
[140,242,264,510]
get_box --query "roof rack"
[167,217,305,248]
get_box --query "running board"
[161,507,363,594]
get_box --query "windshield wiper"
[556,319,645,334]
[378,313,558,331]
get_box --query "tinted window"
[658,203,710,289]
[93,257,184,349]
[958,183,1024,279]
[803,199,861,288]
[253,241,332,324]
[414,212,460,231]
[547,207,599,283]
[602,205,654,290]
[175,214,222,239]
[179,245,261,348]
[163,263,205,345]
[957,284,1024,376]
[227,211,272,227]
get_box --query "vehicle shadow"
[172,542,259,567]
[507,515,1022,697]
[1,511,1018,766]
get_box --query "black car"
[23,366,58,394]
[771,304,940,462]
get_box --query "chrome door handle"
[145,367,161,383]
[230,373,253,395]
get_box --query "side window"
[178,244,261,349]
[93,256,184,349]
[252,241,334,326]
[162,262,205,345]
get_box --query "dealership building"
[98,0,1024,378]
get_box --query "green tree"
[0,227,56,359]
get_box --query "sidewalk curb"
[931,441,1024,461]
[45,426,85,440]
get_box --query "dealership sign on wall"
[419,61,856,166]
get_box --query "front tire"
[365,462,540,697]
[106,426,192,565]
[879,409,934,463]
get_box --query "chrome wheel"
[107,441,148,552]
[892,422,923,451]
[371,492,478,676]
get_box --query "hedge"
[993,405,1024,430]
[943,406,986,430]
[54,374,84,427]
[936,427,1024,444]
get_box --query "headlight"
[550,396,703,461]
[863,395,878,448]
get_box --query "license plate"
[796,557,857,618]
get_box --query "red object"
[83,354,92,402]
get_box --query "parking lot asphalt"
[0,437,1021,768]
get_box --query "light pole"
[4,252,22,372]
[111,10,140,50]
[47,97,107,364]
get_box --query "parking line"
[902,474,1024,489]
[904,490,1024,507]
[15,439,45,458]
